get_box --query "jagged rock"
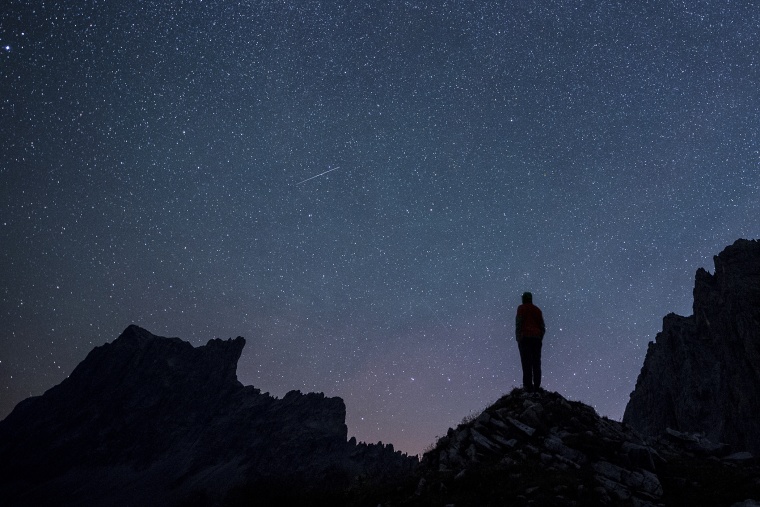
[624,239,760,455]
[621,442,660,472]
[733,501,760,507]
[662,427,730,456]
[726,452,755,462]
[592,460,663,498]
[544,435,586,465]
[0,325,416,506]
[506,416,536,436]
[470,428,499,453]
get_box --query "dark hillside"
[376,388,760,506]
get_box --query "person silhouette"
[515,292,546,393]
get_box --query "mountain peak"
[624,238,760,454]
[0,326,415,506]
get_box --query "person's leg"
[517,340,533,391]
[531,339,543,390]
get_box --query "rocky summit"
[0,325,416,507]
[386,388,760,507]
[624,239,760,455]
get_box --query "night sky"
[1,1,758,456]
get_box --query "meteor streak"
[295,166,340,185]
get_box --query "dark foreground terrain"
[373,388,760,507]
[1,330,759,506]
[0,325,415,507]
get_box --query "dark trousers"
[518,337,542,391]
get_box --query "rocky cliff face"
[624,239,760,455]
[0,325,416,507]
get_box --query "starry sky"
[1,1,759,456]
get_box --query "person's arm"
[540,312,546,339]
[515,310,523,341]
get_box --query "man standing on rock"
[516,291,546,393]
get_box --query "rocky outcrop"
[624,239,760,455]
[401,389,760,506]
[0,325,416,507]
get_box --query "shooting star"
[295,166,340,185]
[422,300,450,332]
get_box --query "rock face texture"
[624,239,760,455]
[402,389,760,506]
[0,325,415,507]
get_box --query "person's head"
[522,292,533,304]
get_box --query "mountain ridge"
[0,325,415,506]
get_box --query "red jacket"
[516,303,545,340]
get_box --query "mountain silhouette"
[0,325,415,506]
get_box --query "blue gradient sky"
[2,1,759,455]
